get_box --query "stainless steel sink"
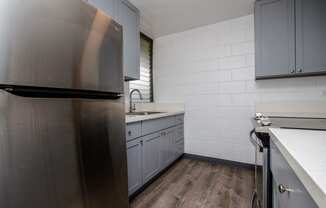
[126,111,165,116]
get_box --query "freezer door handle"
[0,85,123,99]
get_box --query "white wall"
[153,15,326,164]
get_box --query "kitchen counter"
[269,128,326,208]
[125,110,184,124]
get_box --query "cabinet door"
[119,1,140,80]
[160,128,176,169]
[175,141,184,159]
[159,131,170,170]
[126,138,143,196]
[87,0,118,20]
[255,0,296,79]
[295,0,326,75]
[169,127,179,161]
[271,140,318,208]
[142,132,161,183]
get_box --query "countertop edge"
[125,111,185,124]
[269,128,326,208]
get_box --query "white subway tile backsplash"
[245,54,255,67]
[154,14,326,164]
[231,67,255,81]
[219,81,246,93]
[231,41,255,55]
[217,70,232,82]
[220,56,247,69]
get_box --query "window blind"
[129,33,153,103]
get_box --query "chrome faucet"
[129,89,143,113]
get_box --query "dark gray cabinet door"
[126,138,143,196]
[255,0,296,78]
[295,0,326,75]
[119,1,140,80]
[142,132,161,183]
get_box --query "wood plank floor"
[130,158,255,208]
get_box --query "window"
[129,33,153,103]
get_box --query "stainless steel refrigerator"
[0,0,129,208]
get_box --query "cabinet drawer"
[142,116,176,136]
[270,140,318,208]
[175,114,184,125]
[126,122,141,142]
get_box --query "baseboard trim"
[183,153,258,170]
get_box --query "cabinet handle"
[278,184,294,194]
[297,68,303,73]
[140,140,143,145]
[128,131,132,136]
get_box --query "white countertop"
[125,110,184,124]
[269,128,326,207]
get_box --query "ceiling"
[129,0,255,38]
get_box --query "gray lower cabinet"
[270,140,318,208]
[126,115,184,196]
[142,132,162,184]
[174,125,184,159]
[160,128,176,169]
[126,138,143,196]
[255,0,326,79]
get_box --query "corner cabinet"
[86,0,141,80]
[125,114,185,196]
[270,140,318,208]
[255,0,326,79]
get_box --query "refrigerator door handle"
[0,85,123,99]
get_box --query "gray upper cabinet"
[118,0,141,80]
[255,0,295,79]
[87,0,141,80]
[255,0,326,79]
[126,138,142,196]
[87,0,119,20]
[295,0,326,75]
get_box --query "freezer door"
[0,91,128,208]
[0,0,123,93]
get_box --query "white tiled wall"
[153,14,326,164]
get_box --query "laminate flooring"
[130,158,255,208]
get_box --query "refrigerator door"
[0,0,123,93]
[0,90,129,208]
